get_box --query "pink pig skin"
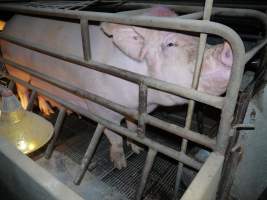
[1,7,233,169]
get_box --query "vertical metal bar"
[173,1,214,199]
[26,90,37,111]
[137,82,147,137]
[136,148,157,200]
[45,107,66,159]
[74,123,105,185]
[80,17,91,61]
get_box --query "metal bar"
[1,72,202,170]
[136,148,157,200]
[137,83,147,137]
[80,17,91,61]
[45,107,66,159]
[74,123,105,184]
[144,115,216,149]
[0,34,224,110]
[0,57,215,149]
[245,37,267,63]
[174,1,214,198]
[26,90,37,111]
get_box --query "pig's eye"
[133,36,139,40]
[167,42,177,47]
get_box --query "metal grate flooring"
[58,130,185,200]
[34,104,219,200]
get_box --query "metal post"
[138,82,147,137]
[173,0,214,199]
[45,107,66,159]
[136,148,157,200]
[26,90,37,111]
[74,123,105,185]
[80,17,91,61]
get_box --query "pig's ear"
[101,22,146,61]
[220,42,233,67]
[101,22,119,36]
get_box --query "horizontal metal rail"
[0,71,202,170]
[0,56,216,149]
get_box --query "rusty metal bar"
[74,123,105,184]
[80,17,91,61]
[26,90,37,111]
[0,71,202,171]
[136,148,157,200]
[174,1,214,198]
[45,107,66,159]
[137,82,147,137]
[0,57,215,149]
[144,115,216,149]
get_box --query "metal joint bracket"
[229,123,255,136]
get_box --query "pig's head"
[101,6,233,100]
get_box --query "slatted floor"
[33,104,218,200]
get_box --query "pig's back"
[1,15,144,109]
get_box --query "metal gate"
[0,1,266,199]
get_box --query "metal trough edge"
[181,152,224,200]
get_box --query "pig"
[0,6,233,169]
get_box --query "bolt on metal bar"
[137,82,147,137]
[80,17,91,61]
[245,37,267,63]
[1,72,202,171]
[174,0,214,198]
[74,123,105,185]
[26,90,37,111]
[0,33,224,109]
[0,57,216,149]
[136,148,157,200]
